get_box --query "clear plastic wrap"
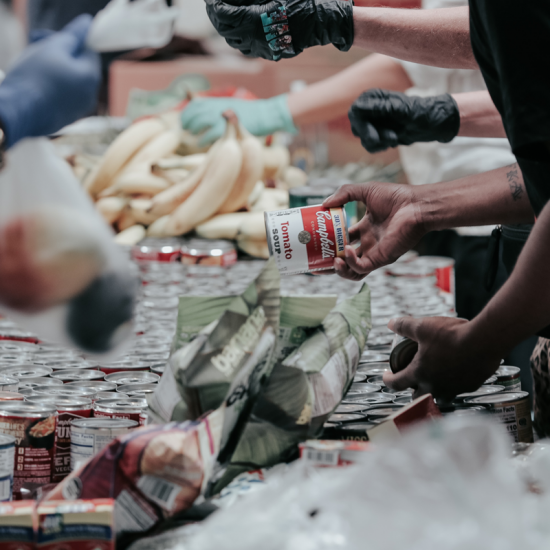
[0,138,136,354]
[153,417,550,550]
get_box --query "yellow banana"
[164,113,243,236]
[155,154,207,171]
[95,197,128,225]
[112,165,171,196]
[246,181,265,210]
[249,189,289,213]
[281,165,308,189]
[126,130,180,169]
[237,212,267,241]
[196,212,252,240]
[262,145,290,181]
[130,199,161,225]
[218,119,264,214]
[84,117,165,198]
[147,215,171,237]
[114,225,146,246]
[147,140,222,217]
[237,236,269,259]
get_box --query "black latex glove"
[205,0,354,61]
[348,89,461,153]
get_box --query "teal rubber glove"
[181,94,297,146]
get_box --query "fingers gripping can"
[265,205,349,275]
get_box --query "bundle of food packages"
[43,261,370,538]
[150,259,372,493]
[82,110,307,257]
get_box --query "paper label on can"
[94,409,145,426]
[71,431,123,472]
[492,400,533,443]
[266,207,347,275]
[0,414,56,494]
[54,410,92,482]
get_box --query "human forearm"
[352,7,476,69]
[417,163,534,230]
[467,202,550,356]
[454,91,506,138]
[287,54,412,126]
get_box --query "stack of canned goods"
[0,241,533,501]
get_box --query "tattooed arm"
[322,163,533,280]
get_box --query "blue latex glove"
[181,94,297,146]
[0,15,101,149]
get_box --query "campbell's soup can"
[0,403,57,498]
[265,205,349,275]
[464,391,533,443]
[71,418,138,472]
[93,398,148,426]
[25,396,92,482]
[0,434,15,501]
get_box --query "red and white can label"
[265,206,348,275]
[53,409,92,483]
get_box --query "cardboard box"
[0,501,36,550]
[37,499,114,550]
[367,394,441,442]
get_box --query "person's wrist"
[267,94,298,134]
[458,317,512,365]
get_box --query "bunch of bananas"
[84,111,307,257]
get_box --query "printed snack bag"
[42,412,223,537]
[208,284,371,493]
[148,260,281,423]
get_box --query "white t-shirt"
[396,0,516,236]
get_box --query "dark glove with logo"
[349,89,460,153]
[205,0,354,61]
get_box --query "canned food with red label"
[96,391,127,401]
[93,398,147,426]
[0,434,15,501]
[495,366,521,392]
[97,362,151,375]
[26,396,93,482]
[265,205,349,275]
[50,368,105,383]
[180,238,237,267]
[43,360,95,371]
[0,331,39,344]
[0,403,57,498]
[104,371,160,386]
[132,238,182,262]
[0,391,24,401]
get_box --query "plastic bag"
[0,138,136,354]
[164,417,550,550]
[87,0,178,53]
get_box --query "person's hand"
[349,89,461,153]
[322,182,429,280]
[0,15,100,149]
[383,316,503,401]
[205,0,353,61]
[181,95,297,146]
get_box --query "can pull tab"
[483,225,502,291]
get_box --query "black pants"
[415,230,536,397]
